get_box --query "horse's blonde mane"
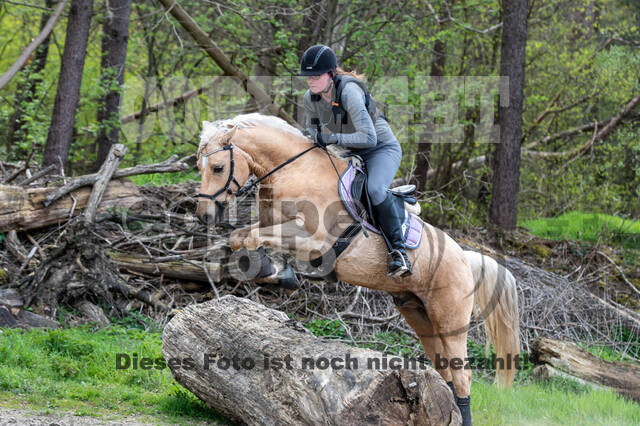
[198,112,350,159]
[199,113,304,153]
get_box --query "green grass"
[129,170,200,186]
[304,318,640,425]
[2,315,639,425]
[0,320,229,425]
[520,211,640,249]
[472,377,640,425]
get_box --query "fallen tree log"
[42,154,193,207]
[163,295,461,426]
[109,247,295,288]
[109,251,224,283]
[531,337,640,402]
[0,179,142,231]
[0,289,59,328]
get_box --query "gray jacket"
[303,82,398,154]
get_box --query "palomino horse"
[196,113,519,425]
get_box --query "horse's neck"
[235,128,326,178]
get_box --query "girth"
[309,221,362,274]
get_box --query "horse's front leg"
[242,218,326,259]
[230,219,317,289]
[229,222,259,251]
[243,219,305,251]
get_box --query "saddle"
[307,162,424,281]
[339,162,424,249]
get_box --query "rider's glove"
[313,131,338,148]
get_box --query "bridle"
[196,144,242,201]
[196,141,321,203]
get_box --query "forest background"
[1,0,638,231]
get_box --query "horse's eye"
[213,165,224,173]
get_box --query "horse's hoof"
[276,263,300,290]
[229,230,246,251]
[229,239,243,251]
[243,231,261,251]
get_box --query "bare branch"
[0,0,67,90]
[43,154,194,207]
[154,0,299,128]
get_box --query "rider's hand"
[313,131,338,147]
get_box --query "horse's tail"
[464,250,520,387]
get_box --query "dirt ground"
[0,407,223,426]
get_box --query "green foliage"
[471,376,640,425]
[129,170,200,186]
[304,318,348,339]
[521,211,640,249]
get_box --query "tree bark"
[95,0,132,170]
[42,0,94,174]
[7,0,57,152]
[0,180,142,231]
[531,337,640,402]
[489,0,528,229]
[85,144,127,223]
[163,295,461,426]
[108,251,223,283]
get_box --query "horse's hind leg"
[391,291,451,383]
[424,285,474,426]
[393,289,473,426]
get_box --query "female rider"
[300,44,411,277]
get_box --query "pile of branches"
[0,148,638,367]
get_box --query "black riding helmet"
[300,45,337,76]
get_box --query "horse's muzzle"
[197,200,226,225]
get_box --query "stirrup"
[386,249,411,278]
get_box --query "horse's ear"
[201,121,216,143]
[222,125,238,143]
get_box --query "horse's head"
[196,125,251,225]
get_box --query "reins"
[196,129,363,239]
[196,141,321,201]
[197,123,350,205]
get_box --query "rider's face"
[306,73,332,94]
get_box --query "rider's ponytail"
[335,67,365,81]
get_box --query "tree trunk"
[531,337,640,403]
[489,0,528,229]
[42,0,94,174]
[0,179,142,231]
[414,0,455,194]
[108,251,224,283]
[95,0,132,170]
[7,0,56,154]
[162,296,461,426]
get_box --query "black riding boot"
[373,193,412,277]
